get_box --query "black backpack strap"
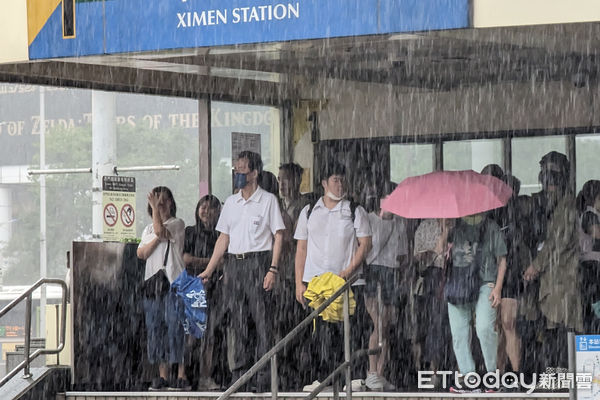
[305,197,319,221]
[349,201,358,224]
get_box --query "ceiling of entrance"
[0,22,598,103]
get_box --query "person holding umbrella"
[381,169,511,393]
[445,212,507,393]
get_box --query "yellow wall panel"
[27,0,61,46]
[0,0,29,63]
[474,0,600,27]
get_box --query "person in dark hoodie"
[183,195,223,390]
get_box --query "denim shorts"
[364,265,401,306]
[143,291,185,364]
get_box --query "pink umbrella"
[381,170,513,219]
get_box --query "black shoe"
[149,377,169,391]
[449,385,482,394]
[169,377,192,391]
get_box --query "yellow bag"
[304,272,355,322]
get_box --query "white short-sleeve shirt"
[366,212,408,268]
[216,186,286,254]
[139,217,185,283]
[294,198,372,283]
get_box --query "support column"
[91,91,117,240]
[198,98,211,197]
[0,186,12,283]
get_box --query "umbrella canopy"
[381,170,513,219]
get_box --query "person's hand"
[489,287,502,308]
[523,265,539,281]
[198,269,212,284]
[338,268,351,280]
[147,191,160,210]
[263,271,276,291]
[296,283,307,306]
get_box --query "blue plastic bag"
[171,269,208,338]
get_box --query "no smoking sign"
[104,203,118,227]
[102,176,136,242]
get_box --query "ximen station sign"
[27,0,469,58]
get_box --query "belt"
[227,250,270,260]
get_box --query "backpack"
[444,219,489,305]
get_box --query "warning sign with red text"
[102,176,136,242]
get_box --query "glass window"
[210,102,281,202]
[443,139,503,172]
[390,143,434,183]
[576,134,600,192]
[511,136,567,195]
[0,85,200,288]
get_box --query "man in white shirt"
[294,162,372,391]
[201,151,285,391]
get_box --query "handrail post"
[377,282,382,352]
[23,294,32,379]
[270,355,278,400]
[343,289,351,400]
[55,304,60,365]
[333,375,340,400]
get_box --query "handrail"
[218,274,370,400]
[0,278,68,387]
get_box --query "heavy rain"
[1,1,600,399]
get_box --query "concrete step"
[64,391,570,400]
[5,351,46,374]
[0,366,70,400]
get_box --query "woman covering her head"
[136,186,190,391]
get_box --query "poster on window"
[231,132,261,162]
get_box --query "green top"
[451,219,507,283]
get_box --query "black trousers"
[307,285,367,383]
[224,254,273,386]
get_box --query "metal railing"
[218,274,383,400]
[0,278,68,387]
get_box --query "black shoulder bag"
[444,220,487,305]
[142,241,171,299]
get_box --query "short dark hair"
[321,161,346,182]
[539,151,570,177]
[279,163,304,183]
[481,164,504,180]
[238,151,263,174]
[260,171,279,196]
[147,186,176,217]
[577,180,600,213]
[502,174,521,196]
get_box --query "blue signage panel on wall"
[29,0,469,59]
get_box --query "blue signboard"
[578,335,600,352]
[29,0,469,59]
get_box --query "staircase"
[5,338,47,374]
[61,392,570,400]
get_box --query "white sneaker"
[365,373,384,391]
[303,380,333,392]
[343,379,365,391]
